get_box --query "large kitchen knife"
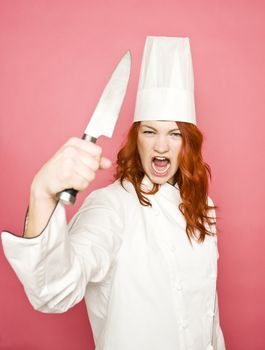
[57,50,131,205]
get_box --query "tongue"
[152,159,170,175]
[154,159,168,167]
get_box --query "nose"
[154,135,169,154]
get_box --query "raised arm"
[1,136,118,313]
[24,137,111,237]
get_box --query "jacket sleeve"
[1,190,124,313]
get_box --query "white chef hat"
[133,36,196,125]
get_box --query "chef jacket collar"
[141,175,181,203]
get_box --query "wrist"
[30,177,55,202]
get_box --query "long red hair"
[115,121,217,242]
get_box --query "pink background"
[1,0,264,349]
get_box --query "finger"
[78,152,100,171]
[60,144,101,172]
[73,158,98,183]
[58,156,96,184]
[65,137,102,158]
[99,157,112,169]
[66,172,93,192]
[62,141,111,170]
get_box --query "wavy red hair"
[115,121,217,242]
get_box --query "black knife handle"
[56,134,97,205]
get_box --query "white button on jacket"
[2,177,226,350]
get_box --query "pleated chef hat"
[133,36,196,125]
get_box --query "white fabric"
[1,177,225,350]
[133,36,196,125]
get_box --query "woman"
[2,37,226,349]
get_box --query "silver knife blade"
[84,50,131,139]
[58,50,131,205]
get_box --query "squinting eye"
[143,130,155,134]
[171,133,182,138]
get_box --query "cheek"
[178,144,183,163]
[136,142,145,168]
[173,142,183,164]
[137,138,148,161]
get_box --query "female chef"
[2,36,226,350]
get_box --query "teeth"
[153,156,168,160]
[152,160,170,175]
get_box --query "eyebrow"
[141,124,180,132]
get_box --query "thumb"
[99,156,112,169]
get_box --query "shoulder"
[71,180,138,230]
[83,179,137,209]
[205,195,218,236]
[207,195,215,207]
[207,195,217,218]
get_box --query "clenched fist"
[31,137,112,200]
[25,137,112,238]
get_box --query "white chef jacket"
[2,176,226,350]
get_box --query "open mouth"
[151,156,170,176]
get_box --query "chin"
[149,175,171,185]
